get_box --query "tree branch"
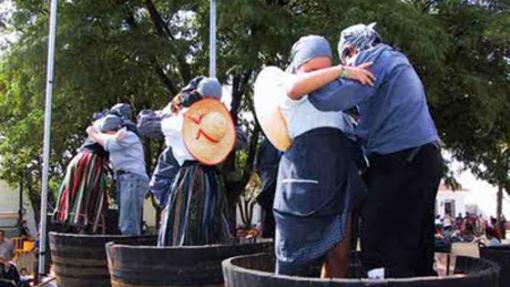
[144,0,192,82]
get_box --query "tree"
[0,0,508,227]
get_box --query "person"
[0,257,19,287]
[86,114,149,236]
[53,112,111,233]
[18,268,30,287]
[110,103,140,136]
[500,215,507,240]
[485,227,501,246]
[0,231,13,263]
[271,35,370,278]
[288,24,443,278]
[157,77,232,246]
[18,221,30,239]
[254,138,282,239]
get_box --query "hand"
[342,62,376,86]
[86,125,97,135]
[170,96,182,114]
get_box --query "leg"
[361,153,423,278]
[414,146,443,276]
[118,174,145,236]
[321,215,352,278]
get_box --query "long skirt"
[53,150,109,231]
[274,127,366,275]
[158,162,231,246]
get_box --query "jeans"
[117,173,149,236]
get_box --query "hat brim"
[183,99,236,166]
[254,66,293,151]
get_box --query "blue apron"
[274,127,366,275]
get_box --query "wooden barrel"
[222,253,500,287]
[479,244,510,287]
[107,239,273,286]
[49,232,156,287]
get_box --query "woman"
[157,77,232,246]
[273,35,371,277]
[53,112,110,233]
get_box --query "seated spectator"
[485,227,502,246]
[0,257,20,287]
[0,231,14,262]
[18,268,30,287]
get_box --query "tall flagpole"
[39,0,58,278]
[209,0,216,78]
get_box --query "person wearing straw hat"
[288,23,443,278]
[157,77,234,247]
[53,111,111,233]
[256,35,372,278]
[86,114,149,236]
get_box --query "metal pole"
[209,0,216,78]
[39,0,58,278]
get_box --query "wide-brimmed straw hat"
[254,66,293,151]
[183,98,235,165]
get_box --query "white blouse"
[160,109,195,166]
[279,94,354,140]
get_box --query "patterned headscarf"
[338,23,381,62]
[287,35,333,73]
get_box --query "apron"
[274,127,366,275]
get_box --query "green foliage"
[0,0,507,209]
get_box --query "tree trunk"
[497,184,503,226]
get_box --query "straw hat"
[254,66,294,151]
[183,98,235,165]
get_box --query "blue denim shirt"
[309,44,439,155]
[104,129,148,179]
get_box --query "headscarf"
[338,22,381,62]
[287,35,333,74]
[197,78,222,99]
[180,76,222,107]
[110,103,133,120]
[99,114,122,133]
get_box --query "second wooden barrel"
[49,232,156,287]
[107,239,273,287]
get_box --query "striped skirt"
[53,151,110,231]
[158,163,231,246]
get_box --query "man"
[0,257,19,287]
[87,114,149,236]
[0,231,13,262]
[290,23,443,277]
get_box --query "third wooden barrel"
[49,232,156,287]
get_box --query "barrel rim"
[105,238,273,251]
[221,252,500,284]
[49,231,144,240]
[479,244,510,251]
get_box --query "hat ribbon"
[187,114,221,143]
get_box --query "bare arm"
[86,126,125,148]
[286,63,375,100]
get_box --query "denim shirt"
[104,129,148,179]
[309,44,439,155]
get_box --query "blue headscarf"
[338,23,381,62]
[100,114,122,133]
[287,35,333,73]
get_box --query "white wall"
[436,191,467,218]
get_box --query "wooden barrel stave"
[50,232,157,287]
[107,240,273,287]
